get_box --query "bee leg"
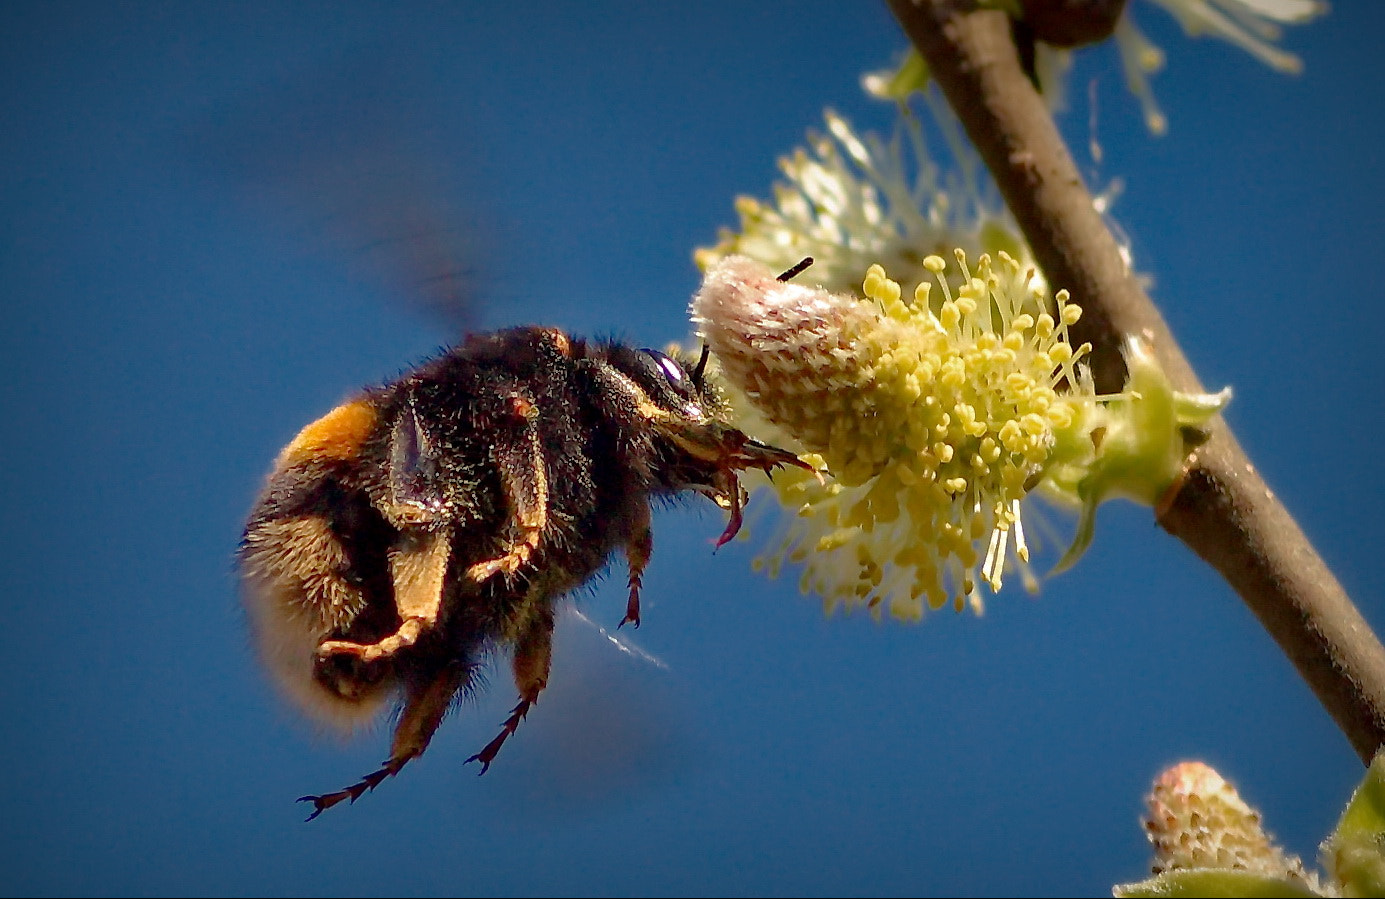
[713,469,748,549]
[317,527,450,663]
[467,605,554,774]
[298,662,469,821]
[619,501,652,629]
[466,393,547,583]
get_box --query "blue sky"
[3,2,1381,896]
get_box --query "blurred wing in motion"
[188,46,496,335]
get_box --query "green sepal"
[1050,478,1097,575]
[862,50,930,102]
[1323,751,1385,897]
[1047,337,1231,574]
[1112,868,1320,898]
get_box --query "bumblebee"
[239,325,806,819]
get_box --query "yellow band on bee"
[276,399,377,467]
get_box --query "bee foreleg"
[317,527,450,663]
[466,392,548,583]
[298,662,469,820]
[713,469,749,549]
[620,501,652,629]
[467,604,554,774]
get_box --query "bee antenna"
[691,342,711,386]
[777,257,813,282]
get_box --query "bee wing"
[388,399,449,516]
[186,47,492,335]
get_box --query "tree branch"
[885,0,1385,763]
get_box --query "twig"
[885,0,1385,763]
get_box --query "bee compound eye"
[630,347,703,417]
[638,348,689,387]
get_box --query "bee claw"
[297,797,327,822]
[297,789,355,821]
[296,756,411,821]
[712,477,748,550]
[466,698,533,775]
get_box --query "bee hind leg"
[317,527,450,664]
[299,662,469,820]
[467,605,554,774]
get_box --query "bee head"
[616,344,721,423]
[603,343,809,507]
